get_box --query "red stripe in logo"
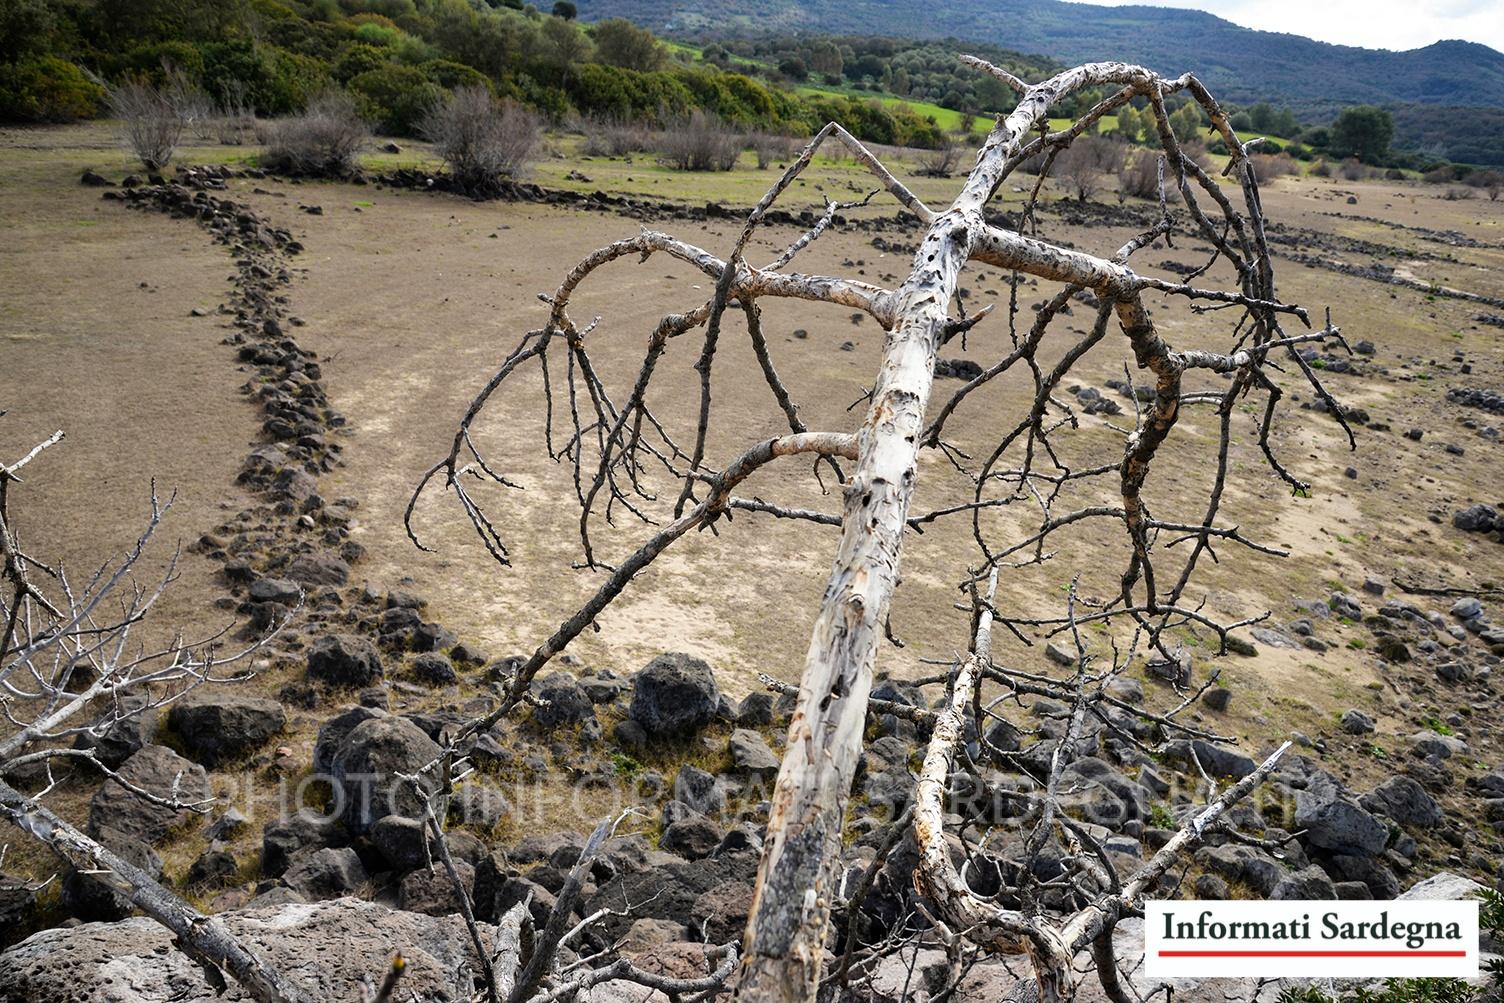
[1158,951,1469,958]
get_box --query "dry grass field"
[4,119,1504,881]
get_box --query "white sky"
[1074,0,1504,53]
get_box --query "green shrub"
[333,43,388,83]
[116,41,206,83]
[348,63,444,134]
[352,21,400,48]
[420,58,490,93]
[0,56,104,122]
[200,40,328,116]
[567,62,692,123]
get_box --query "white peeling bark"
[736,61,1179,1003]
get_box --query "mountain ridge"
[576,0,1504,112]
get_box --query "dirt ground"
[3,121,1504,850]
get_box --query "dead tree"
[409,57,1347,1003]
[0,427,305,1003]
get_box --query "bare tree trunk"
[735,65,1121,1003]
[736,61,1311,1002]
[407,55,1341,1003]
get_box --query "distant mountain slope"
[578,0,1504,112]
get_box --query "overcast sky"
[1075,0,1504,53]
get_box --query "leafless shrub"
[1423,164,1457,184]
[1465,168,1503,201]
[1337,157,1371,181]
[164,66,215,143]
[1053,134,1125,201]
[1015,149,1049,175]
[426,86,542,194]
[106,77,182,172]
[916,142,961,177]
[1445,186,1477,201]
[261,91,369,178]
[215,79,256,146]
[658,110,741,171]
[1117,150,1166,201]
[749,131,795,169]
[1249,151,1299,184]
[580,115,655,157]
[1310,157,1333,177]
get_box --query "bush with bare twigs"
[749,131,795,169]
[1465,168,1503,201]
[260,91,368,178]
[164,66,215,143]
[1117,150,1166,201]
[215,78,256,145]
[916,142,961,177]
[426,85,542,194]
[1337,157,1371,181]
[580,115,654,157]
[1249,151,1299,184]
[658,110,741,171]
[1053,134,1125,201]
[106,77,182,172]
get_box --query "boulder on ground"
[313,705,386,774]
[330,716,440,834]
[307,634,384,687]
[72,696,158,768]
[659,816,724,861]
[671,765,725,816]
[0,897,493,1002]
[167,692,285,766]
[0,877,40,951]
[1294,790,1389,856]
[1361,776,1443,827]
[285,553,350,587]
[533,672,597,728]
[408,652,456,686]
[62,826,162,922]
[727,728,780,780]
[1270,865,1338,900]
[87,744,210,844]
[261,813,342,878]
[282,847,368,900]
[629,653,720,739]
[399,861,475,916]
[1339,708,1375,734]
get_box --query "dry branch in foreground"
[403,56,1343,1003]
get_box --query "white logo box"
[1144,900,1480,979]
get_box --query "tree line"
[0,0,946,148]
[2,0,1494,178]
